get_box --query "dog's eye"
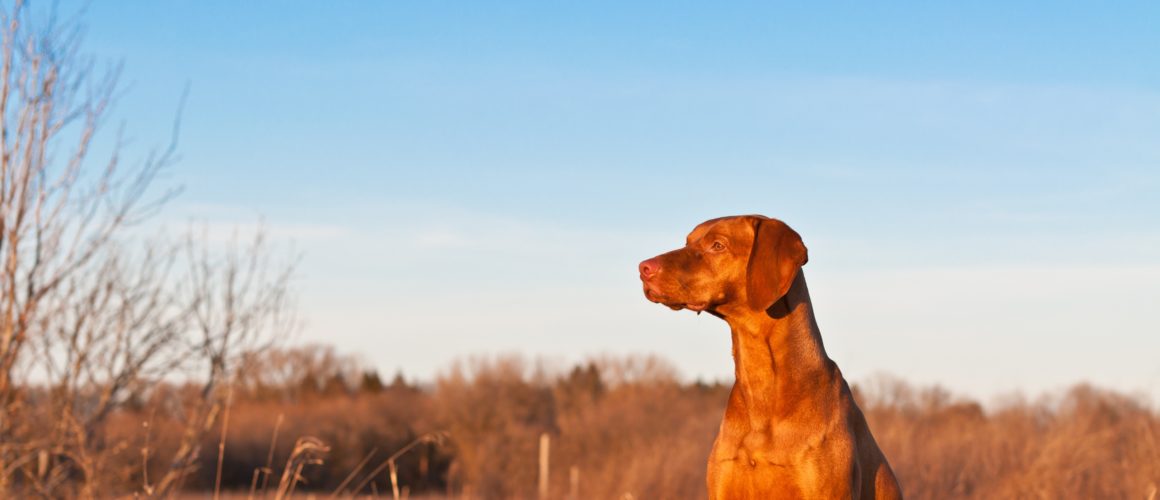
[710,241,726,252]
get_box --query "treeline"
[78,345,1160,498]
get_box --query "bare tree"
[0,3,297,497]
[0,0,175,491]
[148,228,297,497]
[25,238,189,496]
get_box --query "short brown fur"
[639,215,901,499]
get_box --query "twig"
[257,412,284,498]
[214,383,235,500]
[273,436,328,500]
[141,410,156,496]
[350,432,447,499]
[329,446,377,498]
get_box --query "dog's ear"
[746,217,808,312]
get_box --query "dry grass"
[17,349,1160,499]
[861,376,1160,499]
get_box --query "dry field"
[56,348,1160,499]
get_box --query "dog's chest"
[708,424,856,499]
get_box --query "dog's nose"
[639,258,660,279]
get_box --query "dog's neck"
[718,272,838,424]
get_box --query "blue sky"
[68,1,1160,401]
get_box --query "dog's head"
[638,215,808,315]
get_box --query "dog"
[639,215,901,499]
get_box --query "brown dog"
[639,215,901,499]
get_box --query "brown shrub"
[36,349,1160,499]
[860,379,1160,499]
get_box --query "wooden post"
[538,433,550,500]
[568,465,579,500]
